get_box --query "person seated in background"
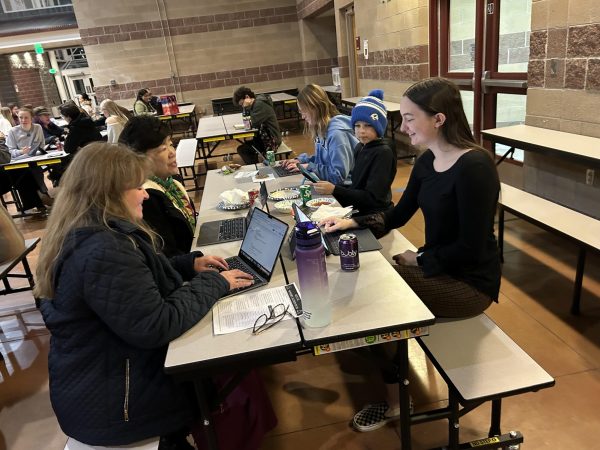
[0,131,49,216]
[281,84,357,185]
[8,103,19,125]
[0,106,15,135]
[99,99,129,143]
[311,89,397,215]
[232,86,282,164]
[5,108,53,205]
[77,93,99,120]
[34,143,256,449]
[33,106,64,145]
[6,107,45,158]
[320,77,501,432]
[0,203,25,263]
[59,102,102,157]
[133,88,156,116]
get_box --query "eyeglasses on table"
[252,303,293,335]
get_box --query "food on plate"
[306,198,334,208]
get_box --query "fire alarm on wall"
[363,39,369,59]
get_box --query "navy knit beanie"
[350,89,388,137]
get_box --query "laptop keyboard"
[218,218,245,240]
[272,165,296,177]
[224,257,263,293]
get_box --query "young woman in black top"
[321,77,501,431]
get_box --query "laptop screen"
[239,208,288,279]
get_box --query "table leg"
[396,339,412,450]
[571,246,586,315]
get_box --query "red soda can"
[339,233,359,271]
[247,188,259,206]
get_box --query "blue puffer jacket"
[297,115,358,185]
[40,218,229,446]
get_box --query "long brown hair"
[297,84,340,140]
[0,107,15,126]
[404,77,487,153]
[34,143,154,299]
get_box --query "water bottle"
[295,221,330,327]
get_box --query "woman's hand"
[319,217,357,233]
[21,146,30,155]
[312,181,335,195]
[281,158,300,170]
[194,255,229,272]
[393,250,418,266]
[219,269,255,290]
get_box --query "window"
[1,0,71,13]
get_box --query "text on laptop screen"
[239,209,288,275]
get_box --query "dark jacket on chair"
[40,218,229,446]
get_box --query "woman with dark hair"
[77,93,100,120]
[119,116,213,263]
[322,77,501,431]
[281,84,357,185]
[34,143,254,448]
[133,88,156,116]
[59,102,102,156]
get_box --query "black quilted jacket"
[40,218,229,446]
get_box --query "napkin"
[310,205,353,222]
[219,188,249,205]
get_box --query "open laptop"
[250,145,296,178]
[290,202,382,256]
[222,207,289,297]
[196,208,254,247]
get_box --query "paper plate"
[306,198,335,209]
[273,199,302,214]
[217,201,250,211]
[268,188,300,201]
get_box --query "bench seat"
[176,138,202,192]
[498,182,600,314]
[378,229,555,449]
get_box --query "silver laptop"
[222,207,289,297]
[196,208,253,247]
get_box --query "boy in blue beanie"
[312,89,397,215]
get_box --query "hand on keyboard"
[194,255,229,272]
[219,269,255,291]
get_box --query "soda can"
[247,188,260,206]
[266,150,275,166]
[339,233,360,271]
[299,185,312,205]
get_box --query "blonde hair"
[34,143,154,299]
[0,107,15,126]
[100,99,129,125]
[297,84,340,140]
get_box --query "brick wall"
[297,0,333,19]
[0,56,18,106]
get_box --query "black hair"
[59,102,82,121]
[118,115,170,153]
[232,86,255,105]
[136,88,151,103]
[79,93,91,102]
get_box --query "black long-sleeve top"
[356,149,501,300]
[333,138,396,215]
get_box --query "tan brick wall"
[72,0,338,114]
[525,0,600,218]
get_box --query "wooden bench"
[498,182,600,314]
[1,237,40,299]
[378,230,555,449]
[176,138,202,192]
[64,436,159,450]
